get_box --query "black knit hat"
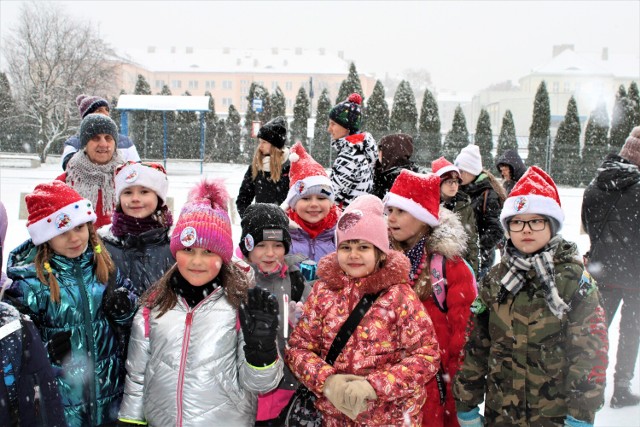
[329,93,363,134]
[257,116,287,149]
[79,114,119,148]
[240,203,292,257]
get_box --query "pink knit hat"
[383,169,440,227]
[170,179,233,262]
[282,141,334,210]
[620,126,640,167]
[336,194,389,254]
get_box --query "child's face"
[120,185,159,218]
[507,214,552,254]
[176,247,223,286]
[48,223,89,258]
[248,240,286,273]
[295,195,332,224]
[327,119,349,141]
[337,239,377,279]
[440,176,460,200]
[499,165,512,181]
[386,207,427,247]
[258,139,272,156]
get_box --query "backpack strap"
[482,189,489,215]
[142,306,151,338]
[430,253,448,313]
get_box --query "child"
[282,141,340,265]
[286,194,441,426]
[118,179,283,426]
[100,161,174,297]
[432,156,480,275]
[237,116,290,218]
[495,148,526,195]
[383,169,477,427]
[239,202,310,425]
[453,166,608,427]
[5,181,136,426]
[328,93,377,208]
[372,133,423,199]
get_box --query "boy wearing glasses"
[453,166,608,427]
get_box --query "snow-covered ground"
[0,159,638,426]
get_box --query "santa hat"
[500,166,564,232]
[170,179,233,262]
[620,126,640,167]
[26,181,97,246]
[282,141,334,210]
[336,194,389,254]
[431,156,459,177]
[115,161,169,205]
[76,94,110,119]
[383,169,440,227]
[329,93,363,134]
[454,144,483,176]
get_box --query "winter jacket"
[286,250,441,427]
[372,160,425,200]
[442,190,479,275]
[252,256,311,422]
[6,239,136,427]
[118,267,284,427]
[581,154,640,289]
[330,132,377,207]
[0,301,66,427]
[99,225,175,297]
[495,149,526,195]
[61,134,139,170]
[236,158,291,218]
[288,221,336,264]
[55,172,112,228]
[461,172,505,273]
[453,239,608,426]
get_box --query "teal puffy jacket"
[6,239,135,427]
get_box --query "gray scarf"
[66,151,122,215]
[499,235,570,319]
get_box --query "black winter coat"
[372,161,423,200]
[236,161,290,218]
[495,149,526,195]
[581,154,640,289]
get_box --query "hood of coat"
[331,132,377,164]
[427,207,468,260]
[495,149,526,181]
[593,153,640,192]
[317,249,409,294]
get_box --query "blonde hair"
[389,226,433,301]
[251,142,286,182]
[35,223,115,303]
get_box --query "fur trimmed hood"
[316,249,410,294]
[427,207,468,260]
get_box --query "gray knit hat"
[79,114,118,148]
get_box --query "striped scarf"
[498,235,570,319]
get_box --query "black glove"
[103,285,133,319]
[239,287,279,367]
[47,331,72,364]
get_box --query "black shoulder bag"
[284,291,382,427]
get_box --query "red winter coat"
[285,250,440,427]
[56,172,112,228]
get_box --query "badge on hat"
[125,170,139,183]
[244,234,255,251]
[513,196,529,213]
[294,181,306,195]
[338,209,363,231]
[180,226,197,246]
[55,213,72,230]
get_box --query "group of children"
[0,93,609,427]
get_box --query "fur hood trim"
[427,207,468,260]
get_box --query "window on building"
[272,81,279,91]
[285,81,293,91]
[286,99,293,108]
[223,80,233,90]
[564,82,571,93]
[241,87,248,95]
[241,80,249,86]
[552,82,559,93]
[188,80,199,90]
[222,97,233,106]
[171,80,182,89]
[155,80,165,89]
[205,80,216,90]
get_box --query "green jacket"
[453,239,608,426]
[6,239,135,427]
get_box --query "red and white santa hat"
[26,181,97,246]
[500,166,564,232]
[431,156,459,177]
[282,141,334,210]
[115,161,170,205]
[383,169,440,227]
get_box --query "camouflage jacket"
[453,239,608,426]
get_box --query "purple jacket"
[288,222,336,264]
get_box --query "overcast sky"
[1,0,638,93]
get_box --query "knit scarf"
[111,205,173,238]
[288,205,339,239]
[66,151,122,215]
[405,235,428,281]
[498,235,570,319]
[170,269,220,308]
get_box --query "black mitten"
[47,331,72,364]
[102,286,133,319]
[239,287,279,367]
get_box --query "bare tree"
[3,1,117,161]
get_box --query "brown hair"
[35,223,115,303]
[389,227,433,301]
[250,143,286,182]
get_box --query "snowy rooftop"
[116,95,210,111]
[531,48,639,79]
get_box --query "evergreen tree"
[417,88,441,165]
[335,62,364,105]
[443,105,469,160]
[389,80,418,138]
[270,86,287,119]
[0,72,22,152]
[581,102,609,184]
[551,96,581,186]
[215,119,229,162]
[627,81,640,126]
[244,82,271,143]
[475,109,494,168]
[609,85,635,152]
[497,109,518,159]
[290,87,310,145]
[175,91,200,159]
[226,105,242,163]
[366,80,390,143]
[527,81,551,168]
[203,91,218,162]
[312,88,332,167]
[130,74,152,158]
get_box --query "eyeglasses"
[507,218,548,232]
[442,179,460,186]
